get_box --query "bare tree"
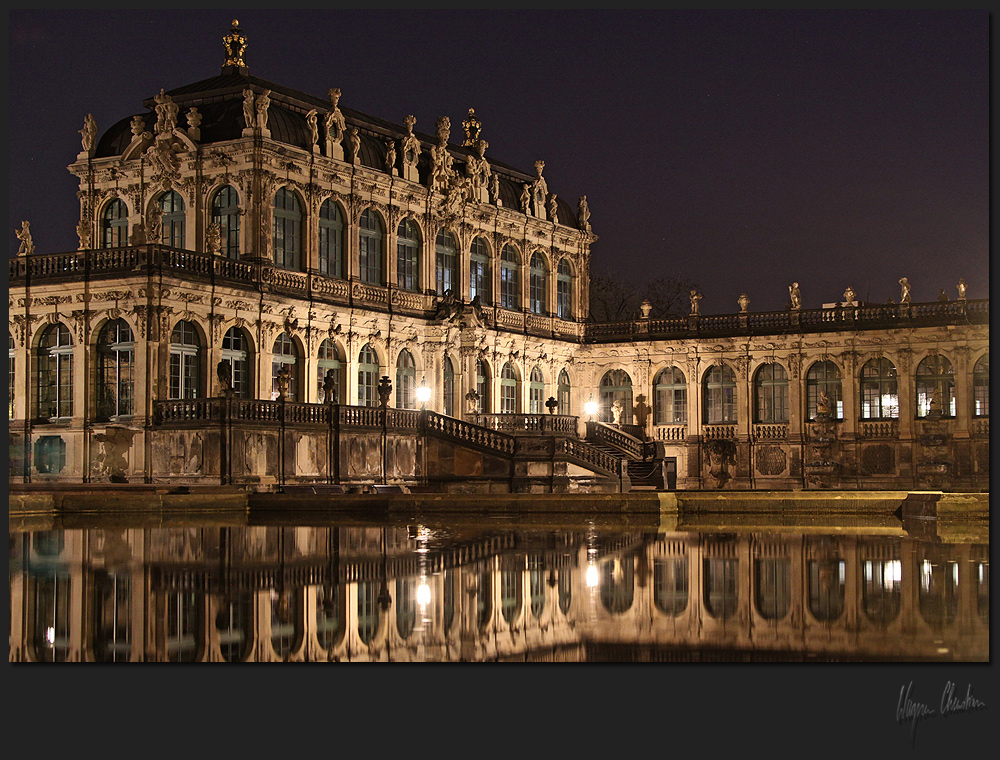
[588,270,698,323]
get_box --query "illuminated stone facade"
[7,22,989,492]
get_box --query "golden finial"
[462,108,481,146]
[223,19,248,71]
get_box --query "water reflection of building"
[9,525,988,662]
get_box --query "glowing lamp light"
[417,583,431,606]
[586,564,599,588]
[416,377,431,408]
[46,626,56,645]
[584,397,598,418]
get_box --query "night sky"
[8,9,989,313]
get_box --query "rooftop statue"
[738,293,749,313]
[957,278,967,300]
[325,88,346,143]
[578,195,591,232]
[898,277,911,304]
[531,160,548,219]
[843,285,856,304]
[548,193,559,222]
[242,89,256,130]
[79,114,97,153]
[789,282,801,310]
[306,109,319,147]
[15,221,34,255]
[154,89,178,135]
[255,89,271,131]
[689,289,702,315]
[222,19,248,69]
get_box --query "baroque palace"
[8,21,989,493]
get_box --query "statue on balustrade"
[689,289,702,315]
[898,277,911,304]
[611,399,624,425]
[16,221,34,255]
[957,278,967,300]
[323,369,338,404]
[789,282,801,310]
[217,360,235,397]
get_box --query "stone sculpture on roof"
[531,160,548,220]
[79,114,97,155]
[578,195,591,233]
[430,116,455,193]
[899,277,911,305]
[242,89,256,131]
[255,89,272,132]
[466,139,491,203]
[15,221,34,255]
[400,114,420,182]
[789,282,801,310]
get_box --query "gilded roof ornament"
[223,19,248,70]
[462,108,481,146]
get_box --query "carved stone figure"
[689,290,702,315]
[76,217,93,250]
[489,173,501,206]
[465,389,480,414]
[789,282,801,309]
[531,160,548,219]
[185,107,201,140]
[520,183,531,214]
[611,399,624,425]
[738,293,749,313]
[430,117,454,192]
[462,108,482,146]
[548,193,559,222]
[255,89,271,131]
[957,278,967,300]
[816,390,832,421]
[348,127,361,163]
[79,113,97,153]
[306,109,319,147]
[276,366,290,399]
[385,140,397,175]
[465,139,491,201]
[843,286,857,304]
[578,195,591,232]
[323,369,338,404]
[217,360,234,396]
[154,89,178,135]
[433,289,459,321]
[130,115,147,138]
[937,288,949,302]
[242,89,256,130]
[633,394,650,430]
[326,88,346,141]
[206,222,222,255]
[223,19,247,68]
[146,206,162,243]
[401,115,420,176]
[898,277,911,304]
[640,299,652,318]
[15,221,34,255]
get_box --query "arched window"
[395,349,416,409]
[97,319,134,419]
[556,259,573,320]
[528,555,545,619]
[754,362,788,423]
[102,199,128,248]
[316,339,342,404]
[755,557,791,620]
[357,344,380,407]
[270,589,299,660]
[654,367,687,425]
[915,354,955,418]
[600,557,634,614]
[319,199,344,278]
[500,362,519,414]
[221,327,252,399]
[159,191,185,248]
[558,568,572,615]
[315,583,342,652]
[443,356,455,417]
[271,333,299,401]
[395,578,417,639]
[703,364,737,424]
[396,218,421,292]
[470,236,490,303]
[529,252,547,315]
[359,209,384,285]
[806,361,843,421]
[357,581,381,645]
[211,185,240,258]
[557,370,571,416]
[476,567,492,629]
[9,332,16,420]
[654,558,689,616]
[273,188,302,269]
[861,553,901,624]
[435,229,458,296]
[500,245,520,310]
[703,557,738,621]
[860,358,899,420]
[973,354,989,417]
[500,560,523,624]
[599,369,633,424]
[528,366,545,414]
[918,551,959,628]
[169,321,201,400]
[476,359,490,414]
[808,556,845,623]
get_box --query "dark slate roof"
[93,67,577,227]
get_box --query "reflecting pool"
[9,508,988,662]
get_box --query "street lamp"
[416,376,431,410]
[584,395,598,421]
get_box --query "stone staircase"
[584,422,665,490]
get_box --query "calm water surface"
[10,506,988,663]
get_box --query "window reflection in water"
[442,570,455,632]
[600,556,634,614]
[500,560,523,625]
[33,573,71,662]
[918,556,959,628]
[93,571,131,662]
[976,562,989,624]
[808,559,846,622]
[316,585,341,651]
[270,588,299,659]
[358,581,381,645]
[755,558,791,621]
[862,558,901,624]
[703,558,738,621]
[476,568,491,629]
[654,558,688,616]
[396,577,417,639]
[558,567,572,615]
[217,593,253,662]
[528,555,545,619]
[166,591,199,662]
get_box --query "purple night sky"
[8,9,988,313]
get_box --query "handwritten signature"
[896,681,987,746]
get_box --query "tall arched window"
[396,218,421,292]
[318,199,344,278]
[654,367,687,425]
[316,339,342,404]
[529,556,546,620]
[476,359,490,414]
[600,557,634,614]
[470,236,490,303]
[755,557,791,620]
[808,556,845,623]
[37,324,73,419]
[315,583,342,652]
[395,349,416,409]
[703,364,737,424]
[395,578,417,639]
[859,358,898,420]
[973,354,989,417]
[273,188,302,269]
[500,560,523,624]
[357,344,380,407]
[359,209,384,285]
[435,229,458,296]
[102,199,128,248]
[169,321,201,400]
[221,327,252,399]
[160,191,185,248]
[97,319,134,419]
[500,245,520,310]
[915,354,955,418]
[861,550,901,624]
[211,185,240,258]
[443,356,455,417]
[357,581,381,645]
[654,558,689,616]
[806,360,843,421]
[528,366,545,414]
[500,362,519,414]
[556,259,573,320]
[529,253,547,315]
[271,333,300,401]
[557,369,571,415]
[599,369,633,424]
[754,362,789,423]
[703,557,738,621]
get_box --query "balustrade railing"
[586,421,649,459]
[703,424,737,440]
[475,413,578,435]
[424,412,516,455]
[560,438,623,475]
[860,420,899,438]
[654,424,687,442]
[752,423,788,440]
